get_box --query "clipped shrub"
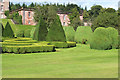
[16,30,24,37]
[90,27,118,50]
[46,15,66,42]
[75,26,93,44]
[33,17,48,41]
[24,29,31,38]
[30,27,36,38]
[67,42,76,47]
[0,23,4,35]
[3,22,14,37]
[49,42,68,48]
[2,45,55,54]
[63,26,75,41]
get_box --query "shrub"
[63,26,75,41]
[30,27,36,38]
[2,45,55,54]
[3,22,14,37]
[75,26,93,44]
[24,29,31,38]
[33,17,48,41]
[16,30,24,37]
[90,27,118,50]
[46,15,66,42]
[67,42,76,47]
[2,42,32,46]
[0,23,4,35]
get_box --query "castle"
[0,0,87,26]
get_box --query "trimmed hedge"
[30,27,36,38]
[49,41,76,48]
[90,27,118,50]
[3,22,15,37]
[63,26,75,41]
[46,15,66,42]
[2,42,32,46]
[75,26,93,44]
[67,42,76,47]
[33,17,48,41]
[2,45,55,54]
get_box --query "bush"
[75,26,93,44]
[46,15,66,42]
[33,17,48,41]
[2,45,55,54]
[16,30,24,37]
[67,42,76,47]
[2,42,32,46]
[90,27,118,50]
[3,22,15,37]
[63,26,75,41]
[30,27,36,38]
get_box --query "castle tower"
[0,0,9,18]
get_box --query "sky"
[10,0,120,10]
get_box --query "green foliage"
[90,27,118,50]
[105,8,116,13]
[46,15,66,42]
[75,26,93,44]
[67,42,76,47]
[63,26,75,41]
[68,7,82,30]
[3,22,14,38]
[0,23,4,36]
[92,13,119,31]
[49,42,68,48]
[2,45,55,54]
[33,17,48,41]
[16,30,24,37]
[83,10,89,22]
[30,27,36,38]
[4,10,10,18]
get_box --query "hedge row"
[2,45,55,54]
[2,42,32,46]
[90,27,118,50]
[49,42,76,48]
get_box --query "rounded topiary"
[90,27,118,50]
[63,26,75,41]
[33,17,48,41]
[46,15,66,42]
[74,26,93,44]
[3,22,14,38]
[107,27,118,49]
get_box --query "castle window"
[28,21,31,24]
[28,12,31,17]
[63,15,66,20]
[63,22,65,26]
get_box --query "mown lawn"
[2,44,118,78]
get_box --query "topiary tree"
[3,22,14,38]
[74,26,93,44]
[63,26,75,41]
[30,27,36,38]
[90,27,118,50]
[0,23,4,36]
[46,15,66,42]
[33,17,48,41]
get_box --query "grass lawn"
[2,44,118,78]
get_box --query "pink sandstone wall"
[0,0,9,18]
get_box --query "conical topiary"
[3,22,14,37]
[33,17,48,41]
[46,15,66,42]
[0,23,4,36]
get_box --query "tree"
[28,2,35,8]
[69,7,82,31]
[92,13,119,31]
[22,3,27,8]
[3,22,14,37]
[33,17,48,41]
[105,8,116,13]
[4,10,9,18]
[46,15,66,42]
[83,10,89,22]
[88,5,102,20]
[0,23,4,36]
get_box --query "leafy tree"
[3,22,14,37]
[28,2,35,8]
[4,10,9,18]
[83,10,89,22]
[33,17,48,41]
[22,3,27,8]
[88,5,102,20]
[105,8,116,13]
[46,15,66,42]
[92,13,119,31]
[69,7,82,31]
